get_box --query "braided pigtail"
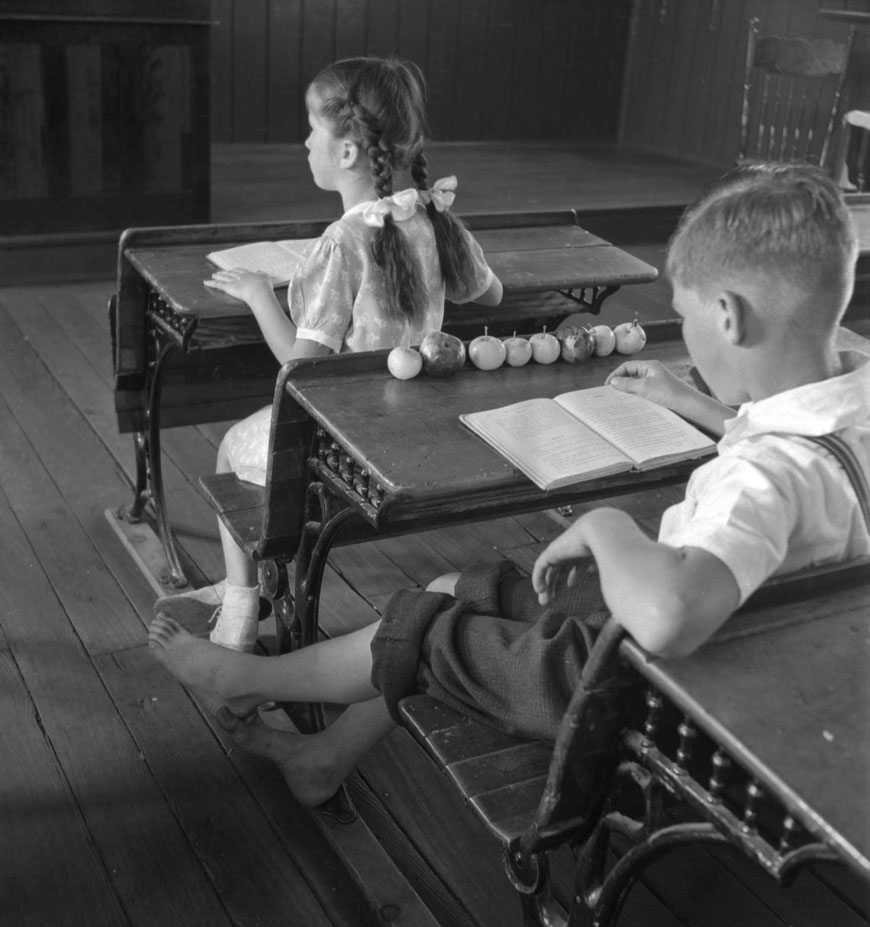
[411,151,475,297]
[350,101,425,323]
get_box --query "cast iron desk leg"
[117,334,188,588]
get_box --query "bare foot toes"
[216,708,344,808]
[148,614,261,717]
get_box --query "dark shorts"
[371,560,609,742]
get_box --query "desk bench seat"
[397,561,870,927]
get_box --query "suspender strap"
[806,434,870,533]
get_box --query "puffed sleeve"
[445,223,495,304]
[287,235,356,353]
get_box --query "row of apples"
[387,320,647,379]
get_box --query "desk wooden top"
[623,580,870,878]
[123,222,658,325]
[283,321,704,524]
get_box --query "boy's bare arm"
[606,359,735,438]
[532,508,741,658]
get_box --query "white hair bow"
[420,175,457,212]
[362,188,420,228]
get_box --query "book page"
[555,386,714,466]
[460,398,631,490]
[207,239,316,286]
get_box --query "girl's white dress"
[223,194,495,486]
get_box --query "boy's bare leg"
[217,697,394,807]
[148,615,381,715]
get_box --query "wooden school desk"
[400,562,870,927]
[203,320,704,658]
[110,211,658,586]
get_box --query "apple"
[557,326,595,364]
[614,318,647,354]
[590,324,616,357]
[468,326,507,371]
[529,328,560,365]
[503,331,532,367]
[419,330,467,377]
[387,345,423,380]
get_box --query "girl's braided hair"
[308,57,476,322]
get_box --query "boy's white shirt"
[658,351,870,604]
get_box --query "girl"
[157,56,502,651]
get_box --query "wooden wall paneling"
[12,43,48,198]
[366,0,401,57]
[478,0,514,139]
[301,0,337,115]
[537,0,572,137]
[668,0,707,159]
[582,0,629,138]
[210,0,234,142]
[505,0,543,137]
[423,0,460,139]
[397,0,430,89]
[267,0,303,142]
[617,0,653,144]
[232,0,269,142]
[334,0,367,61]
[453,0,488,139]
[698,0,742,165]
[66,44,103,196]
[40,44,69,201]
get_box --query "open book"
[460,386,715,491]
[207,238,317,286]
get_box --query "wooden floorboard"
[1,141,867,927]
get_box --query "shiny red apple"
[419,331,467,377]
[557,326,595,363]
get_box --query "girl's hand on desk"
[204,268,275,305]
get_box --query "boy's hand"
[531,518,594,606]
[204,268,274,304]
[605,359,689,410]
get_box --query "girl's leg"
[217,697,394,807]
[148,614,381,715]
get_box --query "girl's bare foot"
[216,708,345,808]
[148,614,263,717]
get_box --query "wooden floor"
[2,142,869,927]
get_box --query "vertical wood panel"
[211,0,635,144]
[334,0,367,61]
[66,45,103,195]
[366,0,400,57]
[267,0,303,142]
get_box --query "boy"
[148,163,870,807]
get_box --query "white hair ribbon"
[420,175,457,212]
[361,188,420,228]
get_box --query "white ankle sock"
[209,583,260,651]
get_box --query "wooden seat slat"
[444,742,553,799]
[467,776,550,843]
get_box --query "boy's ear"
[719,290,749,346]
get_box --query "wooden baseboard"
[1,232,120,285]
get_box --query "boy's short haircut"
[666,162,858,318]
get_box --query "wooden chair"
[398,559,870,927]
[739,18,855,169]
[845,110,870,191]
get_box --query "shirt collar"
[722,350,870,445]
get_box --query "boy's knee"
[426,572,461,596]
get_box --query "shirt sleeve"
[445,223,495,304]
[287,235,356,353]
[659,452,799,604]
